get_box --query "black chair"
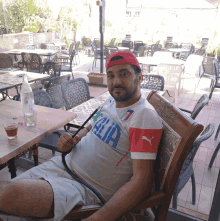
[208,59,219,100]
[74,41,80,65]
[0,53,13,70]
[140,74,164,91]
[61,78,91,110]
[197,56,215,89]
[133,46,146,57]
[81,37,92,54]
[122,40,133,51]
[179,94,209,120]
[24,44,38,50]
[133,41,145,52]
[108,38,116,47]
[54,51,76,79]
[146,44,162,56]
[179,45,195,61]
[172,123,215,209]
[91,42,106,70]
[195,48,206,56]
[21,53,44,73]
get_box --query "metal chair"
[141,74,164,91]
[179,45,195,61]
[54,51,76,79]
[122,40,133,51]
[179,94,209,120]
[81,37,92,54]
[21,53,44,73]
[197,56,215,89]
[172,123,215,209]
[133,46,146,57]
[133,41,145,53]
[91,43,106,70]
[146,44,162,56]
[108,38,116,47]
[24,44,38,50]
[62,91,203,221]
[157,64,183,105]
[43,61,61,78]
[61,78,91,111]
[44,75,71,109]
[0,53,13,70]
[195,48,206,56]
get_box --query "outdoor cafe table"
[137,57,185,66]
[5,49,58,60]
[0,99,77,178]
[0,71,50,100]
[68,89,164,127]
[167,48,190,57]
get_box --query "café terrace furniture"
[0,53,13,70]
[121,40,133,51]
[141,74,164,91]
[195,48,206,56]
[0,99,77,178]
[62,91,203,221]
[81,37,92,54]
[180,54,204,93]
[201,38,209,48]
[167,48,190,58]
[209,59,220,100]
[133,46,146,57]
[197,56,215,89]
[21,53,44,73]
[0,71,50,100]
[172,123,215,209]
[91,43,107,70]
[146,43,162,56]
[164,42,179,49]
[108,38,116,47]
[24,44,38,50]
[54,51,76,79]
[157,64,183,105]
[179,45,195,61]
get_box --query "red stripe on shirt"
[129,128,163,153]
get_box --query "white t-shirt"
[65,94,163,201]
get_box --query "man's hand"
[57,132,80,152]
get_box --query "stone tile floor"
[1,51,220,220]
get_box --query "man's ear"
[139,72,143,84]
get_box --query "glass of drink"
[23,110,37,126]
[3,123,18,139]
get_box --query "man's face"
[106,64,140,102]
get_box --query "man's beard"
[110,77,139,102]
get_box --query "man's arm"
[57,124,92,152]
[84,159,155,221]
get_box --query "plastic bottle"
[20,74,37,126]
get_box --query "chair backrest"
[180,43,192,50]
[153,51,172,60]
[61,78,90,110]
[43,61,61,77]
[146,91,203,219]
[75,41,80,52]
[91,42,97,55]
[190,94,209,120]
[109,38,116,47]
[82,37,91,48]
[184,54,203,76]
[46,74,70,88]
[213,58,219,77]
[151,44,162,54]
[122,40,133,50]
[133,41,145,52]
[157,64,183,87]
[18,90,53,108]
[164,42,174,49]
[166,36,173,42]
[178,123,215,179]
[201,38,209,48]
[137,46,146,57]
[141,74,164,91]
[195,48,206,56]
[68,42,75,56]
[21,53,42,72]
[0,53,13,69]
[93,38,100,48]
[202,56,215,76]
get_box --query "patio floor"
[1,51,220,220]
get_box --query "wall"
[0,32,63,52]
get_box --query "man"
[0,51,163,221]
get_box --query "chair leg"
[209,142,220,170]
[214,125,220,140]
[191,172,196,205]
[92,59,95,70]
[172,191,178,209]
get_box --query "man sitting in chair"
[0,51,163,221]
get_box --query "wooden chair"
[63,91,204,221]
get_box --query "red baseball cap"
[106,51,141,70]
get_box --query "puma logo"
[142,136,154,146]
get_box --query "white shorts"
[0,156,101,221]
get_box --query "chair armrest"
[63,191,166,220]
[179,108,192,114]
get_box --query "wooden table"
[68,89,164,127]
[0,99,77,178]
[0,71,50,100]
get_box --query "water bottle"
[20,74,37,126]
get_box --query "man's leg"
[0,178,54,219]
